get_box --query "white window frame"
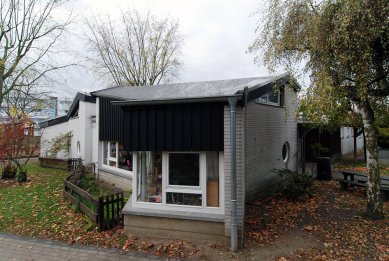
[255,89,280,106]
[132,151,224,214]
[165,152,204,207]
[101,141,133,176]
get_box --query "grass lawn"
[0,164,93,238]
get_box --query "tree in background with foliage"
[0,114,39,182]
[250,0,389,219]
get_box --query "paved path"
[0,233,167,261]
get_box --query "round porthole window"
[282,141,290,163]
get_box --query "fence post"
[111,195,115,228]
[120,192,124,225]
[98,197,104,231]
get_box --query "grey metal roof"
[91,74,291,102]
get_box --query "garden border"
[63,175,124,231]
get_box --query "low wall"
[97,170,132,192]
[124,214,225,244]
[39,157,68,170]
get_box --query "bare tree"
[0,0,73,105]
[86,10,184,86]
[1,73,52,118]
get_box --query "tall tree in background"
[2,79,51,118]
[0,0,73,105]
[250,0,389,219]
[86,10,184,86]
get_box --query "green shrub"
[274,168,314,201]
[1,164,17,179]
[17,171,27,182]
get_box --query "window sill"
[255,101,284,107]
[100,165,133,179]
[122,197,224,223]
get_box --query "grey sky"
[55,0,285,96]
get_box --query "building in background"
[0,94,73,136]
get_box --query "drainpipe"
[228,96,239,252]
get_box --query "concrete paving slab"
[0,233,170,261]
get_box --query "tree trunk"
[363,129,367,162]
[0,77,4,105]
[355,101,384,219]
[353,127,357,166]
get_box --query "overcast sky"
[56,0,285,96]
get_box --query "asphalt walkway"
[0,233,167,261]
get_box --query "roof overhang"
[112,95,241,107]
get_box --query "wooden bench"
[336,170,389,201]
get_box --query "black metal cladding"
[122,103,224,151]
[99,97,123,142]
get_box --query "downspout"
[228,96,239,252]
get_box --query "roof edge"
[112,95,241,107]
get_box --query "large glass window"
[102,141,133,172]
[110,142,116,158]
[118,143,133,171]
[136,152,162,203]
[206,152,219,207]
[166,153,202,206]
[103,142,108,164]
[134,151,222,212]
[168,153,199,186]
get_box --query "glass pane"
[118,143,133,171]
[206,152,219,207]
[267,90,279,103]
[110,142,116,158]
[109,160,116,167]
[256,90,279,104]
[166,192,202,206]
[169,153,199,186]
[103,142,108,164]
[137,152,162,203]
[256,96,268,103]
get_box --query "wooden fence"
[63,176,124,231]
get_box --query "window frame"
[282,141,290,163]
[101,141,133,176]
[132,151,224,214]
[255,89,281,106]
[166,152,204,207]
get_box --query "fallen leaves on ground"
[333,162,389,175]
[245,180,389,260]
